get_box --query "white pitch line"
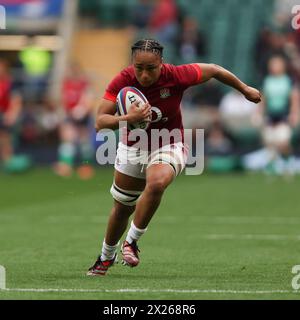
[0,288,297,294]
[201,234,300,241]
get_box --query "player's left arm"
[197,63,261,103]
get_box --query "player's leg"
[105,170,145,246]
[121,163,174,267]
[133,163,174,228]
[53,122,76,177]
[87,170,145,275]
[122,143,187,267]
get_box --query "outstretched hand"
[243,86,262,103]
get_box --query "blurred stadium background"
[1,0,300,300]
[0,0,299,174]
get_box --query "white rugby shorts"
[114,142,188,179]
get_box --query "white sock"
[100,240,119,261]
[125,221,147,244]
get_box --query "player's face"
[132,51,162,87]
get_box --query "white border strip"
[0,288,297,294]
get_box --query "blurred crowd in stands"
[1,0,300,177]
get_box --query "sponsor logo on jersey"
[160,88,171,99]
[151,106,168,123]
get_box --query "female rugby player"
[87,39,261,276]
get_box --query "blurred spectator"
[259,55,299,175]
[182,80,223,131]
[219,90,260,132]
[130,0,153,31]
[189,80,223,108]
[38,98,61,134]
[0,58,22,164]
[176,16,206,63]
[205,122,233,156]
[19,36,52,104]
[19,106,39,145]
[35,97,62,146]
[53,62,95,179]
[255,27,273,79]
[255,28,288,81]
[148,0,178,45]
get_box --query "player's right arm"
[198,63,261,103]
[95,98,151,132]
[173,63,261,103]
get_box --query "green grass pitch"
[0,167,300,300]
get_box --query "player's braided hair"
[131,39,164,57]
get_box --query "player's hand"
[125,102,152,124]
[243,86,262,103]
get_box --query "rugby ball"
[116,86,149,130]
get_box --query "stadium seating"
[179,0,275,85]
[71,29,133,94]
[78,0,98,14]
[78,0,275,85]
[174,0,275,152]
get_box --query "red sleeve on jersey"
[173,64,202,88]
[103,91,117,102]
[102,68,131,102]
[191,64,202,83]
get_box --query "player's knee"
[146,176,169,194]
